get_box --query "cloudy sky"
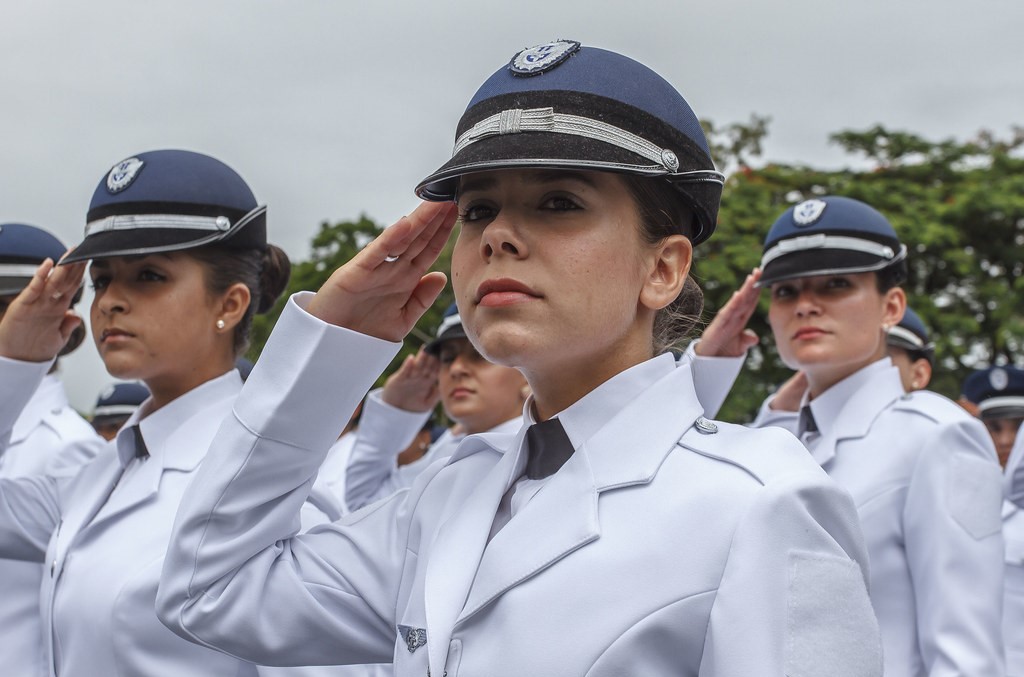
[2,0,1021,410]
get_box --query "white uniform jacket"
[753,361,1005,677]
[0,368,103,677]
[1003,501,1024,675]
[0,359,365,677]
[158,293,881,677]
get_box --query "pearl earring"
[216,319,226,330]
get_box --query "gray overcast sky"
[2,0,1021,410]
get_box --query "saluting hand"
[382,347,441,413]
[308,202,458,341]
[695,268,762,358]
[0,255,87,363]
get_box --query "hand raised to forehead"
[382,348,441,413]
[696,268,762,358]
[307,202,458,342]
[0,254,87,362]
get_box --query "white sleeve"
[344,388,431,511]
[0,355,52,454]
[0,356,63,561]
[701,470,882,675]
[750,394,800,433]
[678,340,745,419]
[903,418,1005,674]
[157,293,411,667]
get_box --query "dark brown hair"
[189,244,291,355]
[623,175,705,354]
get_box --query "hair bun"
[257,245,291,314]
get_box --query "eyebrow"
[458,169,599,196]
[89,253,174,270]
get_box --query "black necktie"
[798,405,819,436]
[525,418,574,480]
[131,425,149,460]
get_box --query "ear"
[910,359,932,391]
[880,286,906,329]
[639,234,692,312]
[216,282,251,332]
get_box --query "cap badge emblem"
[106,157,145,194]
[509,40,581,76]
[991,367,1009,391]
[792,199,828,227]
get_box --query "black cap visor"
[424,325,469,356]
[760,248,904,287]
[62,209,267,264]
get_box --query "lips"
[475,278,541,307]
[792,326,828,340]
[448,387,475,399]
[100,327,134,343]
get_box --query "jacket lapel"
[813,367,904,467]
[52,450,122,568]
[458,363,703,622]
[77,399,218,532]
[423,430,526,677]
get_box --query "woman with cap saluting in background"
[157,41,881,676]
[0,150,372,676]
[741,196,1004,676]
[0,223,105,677]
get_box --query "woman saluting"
[0,150,356,676]
[158,42,881,676]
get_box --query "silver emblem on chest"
[399,625,428,653]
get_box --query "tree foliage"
[249,124,1024,422]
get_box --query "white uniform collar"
[804,358,895,440]
[114,369,242,467]
[523,352,676,452]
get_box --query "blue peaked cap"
[760,196,907,286]
[416,40,723,245]
[963,366,1024,419]
[886,306,934,362]
[424,303,467,356]
[466,47,710,157]
[0,223,68,295]
[93,382,150,419]
[63,149,266,264]
[0,223,71,296]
